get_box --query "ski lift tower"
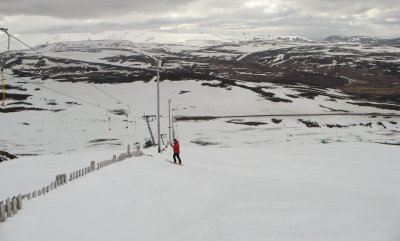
[0,27,11,107]
[156,58,162,153]
[0,27,10,65]
[0,27,10,53]
[147,56,162,152]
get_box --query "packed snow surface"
[1,143,400,241]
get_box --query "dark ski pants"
[173,153,182,164]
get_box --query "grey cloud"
[0,0,195,19]
[0,0,398,39]
[21,19,198,34]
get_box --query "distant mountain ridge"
[324,35,400,46]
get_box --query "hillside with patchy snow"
[0,37,399,157]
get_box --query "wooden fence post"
[56,174,66,185]
[17,195,22,210]
[0,201,6,222]
[135,143,140,156]
[6,198,12,217]
[11,197,18,214]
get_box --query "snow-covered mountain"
[324,35,400,46]
[3,37,400,109]
[0,37,399,157]
[324,35,380,43]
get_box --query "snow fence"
[0,144,145,223]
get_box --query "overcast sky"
[0,0,399,40]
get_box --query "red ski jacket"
[173,142,180,153]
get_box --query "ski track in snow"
[1,143,400,241]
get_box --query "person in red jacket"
[171,139,182,165]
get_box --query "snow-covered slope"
[1,143,400,241]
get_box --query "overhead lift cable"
[3,72,111,111]
[4,31,146,115]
